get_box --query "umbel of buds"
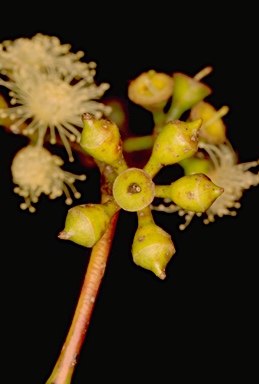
[143,119,202,178]
[112,167,156,211]
[59,103,225,278]
[155,173,224,212]
[58,199,120,248]
[80,113,128,174]
[132,206,176,279]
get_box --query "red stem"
[45,211,119,384]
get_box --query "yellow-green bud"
[80,113,127,174]
[132,207,176,279]
[166,71,212,121]
[128,70,174,112]
[58,199,120,247]
[112,167,155,211]
[143,119,202,178]
[155,173,224,212]
[189,101,228,144]
[179,156,213,176]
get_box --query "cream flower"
[151,142,259,229]
[0,33,95,80]
[11,145,87,213]
[0,33,111,161]
[0,65,111,161]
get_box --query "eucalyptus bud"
[155,173,224,212]
[166,68,212,121]
[112,167,155,211]
[58,199,120,248]
[143,119,202,178]
[128,69,174,112]
[80,113,128,174]
[132,207,176,279]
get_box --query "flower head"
[151,143,259,229]
[0,34,111,161]
[0,33,95,79]
[11,145,87,213]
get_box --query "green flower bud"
[132,207,176,279]
[155,173,224,212]
[143,119,202,178]
[128,70,174,112]
[80,113,127,174]
[166,68,212,121]
[58,199,120,247]
[112,167,155,211]
[179,156,213,176]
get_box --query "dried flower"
[11,145,86,213]
[128,69,174,112]
[189,101,229,144]
[0,34,111,161]
[151,143,259,229]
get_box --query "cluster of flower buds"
[59,106,224,279]
[58,65,259,278]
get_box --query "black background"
[1,5,258,383]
